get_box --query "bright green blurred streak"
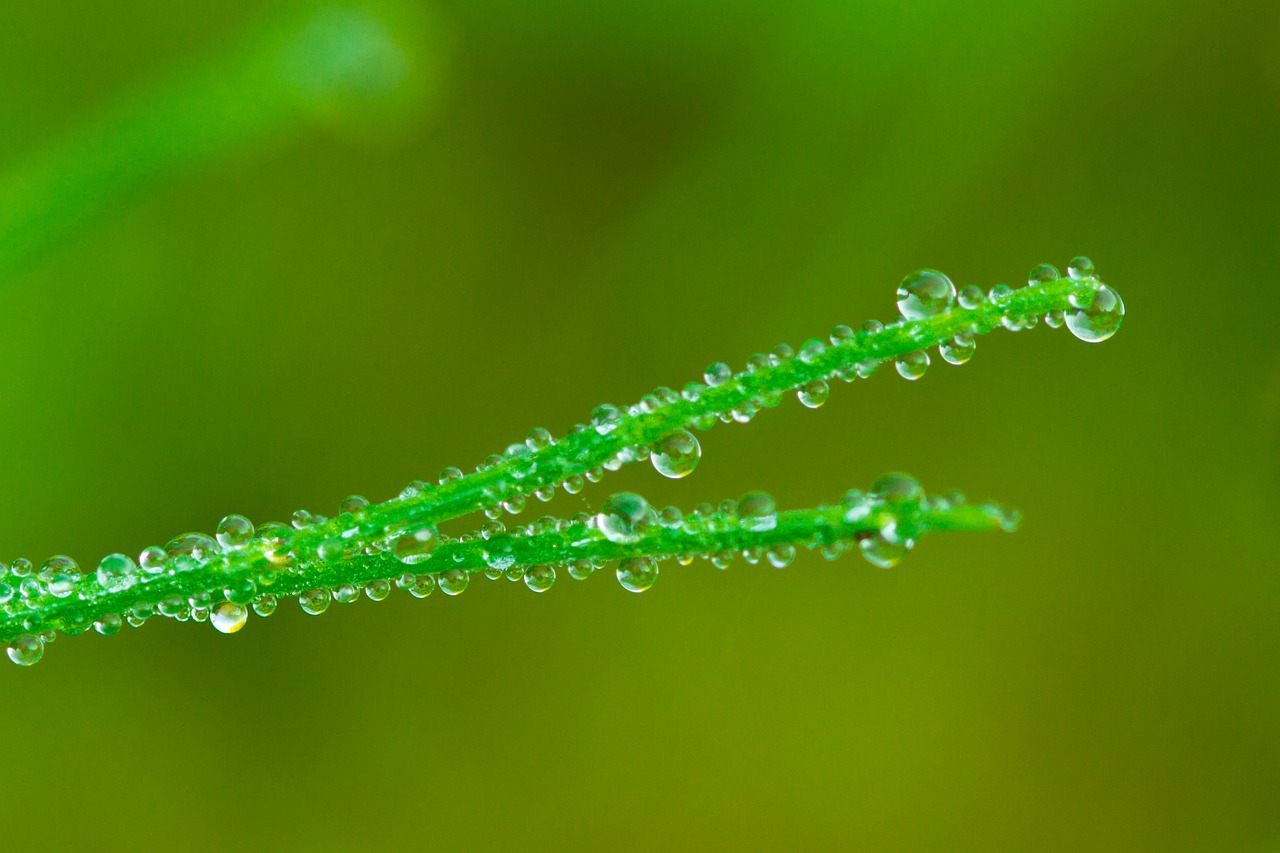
[1,1,1277,851]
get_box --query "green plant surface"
[0,260,1120,664]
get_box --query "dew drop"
[211,602,248,634]
[1067,256,1096,280]
[410,573,437,598]
[616,557,658,593]
[299,589,330,615]
[216,515,254,549]
[6,634,43,666]
[704,362,732,387]
[94,613,122,636]
[859,532,908,569]
[957,285,985,310]
[592,404,623,435]
[596,493,651,544]
[767,544,795,569]
[1066,284,1125,343]
[650,430,702,479]
[1028,263,1060,286]
[0,582,12,605]
[938,333,976,365]
[895,350,930,380]
[739,491,778,532]
[439,569,470,596]
[524,565,555,593]
[96,553,137,593]
[333,584,360,604]
[167,532,219,561]
[871,472,923,507]
[340,495,369,515]
[568,560,593,581]
[253,595,278,617]
[797,379,829,409]
[393,524,440,564]
[139,546,167,574]
[897,269,956,319]
[365,579,392,601]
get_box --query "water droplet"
[340,495,369,515]
[393,524,440,564]
[895,350,930,380]
[216,514,254,549]
[1043,309,1065,329]
[799,339,827,363]
[704,362,732,387]
[167,532,218,562]
[1066,284,1124,342]
[94,613,122,636]
[333,584,360,604]
[650,430,701,479]
[47,571,80,599]
[251,595,278,617]
[568,560,593,580]
[938,333,975,365]
[317,538,345,561]
[596,493,651,544]
[299,589,330,615]
[524,565,555,593]
[0,582,12,605]
[739,491,778,531]
[958,285,985,309]
[616,557,658,593]
[364,579,392,601]
[439,569,470,596]
[1067,256,1096,280]
[591,404,623,435]
[871,472,923,507]
[139,546,167,573]
[211,602,248,634]
[408,573,437,598]
[797,379,829,409]
[859,532,908,569]
[9,557,33,577]
[897,269,956,319]
[7,634,43,666]
[95,553,137,593]
[767,544,795,569]
[225,576,258,606]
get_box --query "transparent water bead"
[767,544,795,568]
[7,634,43,666]
[299,589,330,615]
[95,552,138,593]
[167,532,219,562]
[1028,263,1060,286]
[957,285,985,310]
[797,379,829,409]
[616,557,658,593]
[895,350,930,380]
[739,491,778,532]
[897,269,956,319]
[524,565,555,593]
[939,333,975,365]
[393,524,440,564]
[651,430,701,479]
[592,404,623,435]
[1067,256,1096,280]
[704,362,732,387]
[216,514,255,549]
[859,531,908,569]
[597,493,651,544]
[439,569,470,596]
[871,472,923,507]
[1066,284,1125,342]
[94,613,122,636]
[211,602,248,634]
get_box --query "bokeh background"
[2,1,1278,849]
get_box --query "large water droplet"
[797,379,829,409]
[597,493,651,544]
[1067,256,1096,280]
[211,602,248,634]
[704,362,732,387]
[94,613,122,636]
[616,557,658,593]
[897,270,956,319]
[591,404,623,435]
[6,634,43,666]
[299,589,330,615]
[895,350,930,380]
[524,565,555,593]
[1066,284,1124,342]
[651,430,701,479]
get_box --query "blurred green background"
[2,1,1278,849]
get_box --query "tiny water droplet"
[211,602,248,634]
[895,350,930,380]
[439,569,470,596]
[897,270,956,319]
[1066,284,1124,342]
[616,557,658,593]
[938,333,975,365]
[650,430,701,479]
[596,493,651,544]
[216,515,254,549]
[1067,256,1096,280]
[797,379,829,409]
[524,565,555,593]
[6,634,43,666]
